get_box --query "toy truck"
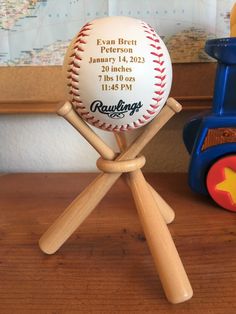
[183,37,236,212]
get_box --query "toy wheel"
[206,155,236,212]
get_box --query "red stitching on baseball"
[80,112,90,117]
[154,67,165,73]
[86,116,94,121]
[150,105,159,109]
[155,75,166,80]
[68,67,78,75]
[75,99,83,104]
[150,44,160,50]
[144,31,159,39]
[151,51,163,56]
[71,88,80,96]
[146,36,160,43]
[152,97,163,102]
[155,83,166,87]
[93,119,100,125]
[138,118,145,124]
[141,22,167,124]
[106,124,112,130]
[147,110,155,115]
[75,105,85,110]
[73,46,84,53]
[67,24,92,106]
[155,90,165,95]
[153,60,164,65]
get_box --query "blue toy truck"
[183,37,236,212]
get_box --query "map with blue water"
[0,0,234,65]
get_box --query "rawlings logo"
[90,99,143,119]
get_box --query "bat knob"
[167,98,182,113]
[57,101,73,117]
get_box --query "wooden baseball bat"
[115,132,192,303]
[39,98,180,255]
[127,169,193,304]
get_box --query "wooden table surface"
[0,173,235,313]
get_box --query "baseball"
[65,16,172,131]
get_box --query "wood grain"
[0,173,235,313]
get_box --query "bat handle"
[128,170,193,304]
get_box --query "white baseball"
[65,16,172,132]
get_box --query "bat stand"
[39,98,193,304]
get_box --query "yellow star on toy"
[216,167,236,204]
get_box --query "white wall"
[0,112,191,173]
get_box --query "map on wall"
[0,0,235,66]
